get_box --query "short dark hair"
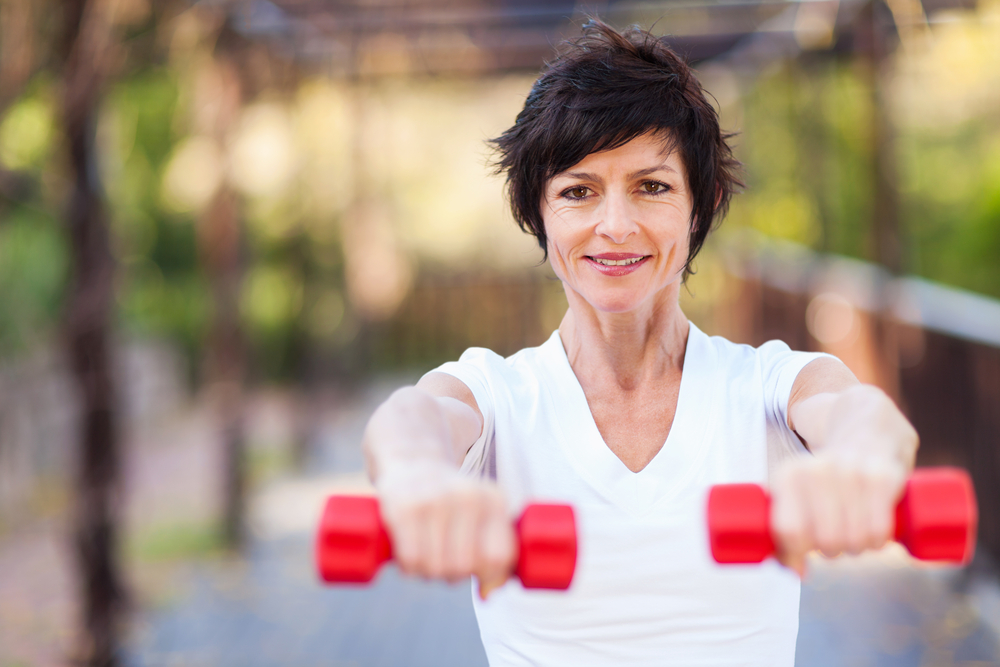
[489,19,743,276]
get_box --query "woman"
[362,20,917,666]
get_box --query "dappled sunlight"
[161,135,224,212]
[229,102,298,199]
[342,201,413,321]
[0,96,55,170]
[806,292,860,346]
[891,2,1000,129]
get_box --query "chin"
[585,292,647,314]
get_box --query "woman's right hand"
[376,461,516,596]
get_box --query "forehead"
[552,132,687,179]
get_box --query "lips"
[584,253,650,276]
[588,252,646,261]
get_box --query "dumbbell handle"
[315,495,577,589]
[708,467,978,564]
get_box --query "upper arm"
[417,371,485,462]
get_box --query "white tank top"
[428,322,831,666]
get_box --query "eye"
[561,186,592,200]
[641,181,671,195]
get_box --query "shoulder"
[427,331,563,390]
[690,323,830,381]
[693,322,807,358]
[477,330,563,367]
[691,323,765,371]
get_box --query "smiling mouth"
[587,256,647,266]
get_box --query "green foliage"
[728,59,874,259]
[0,95,56,170]
[118,269,210,357]
[0,210,66,353]
[128,521,225,562]
[107,69,179,170]
[102,71,216,369]
[729,54,1000,300]
[901,124,1000,299]
[3,16,999,381]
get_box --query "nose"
[594,191,638,244]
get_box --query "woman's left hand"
[772,381,919,576]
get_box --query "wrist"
[375,458,463,497]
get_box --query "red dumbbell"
[315,495,578,590]
[708,467,978,564]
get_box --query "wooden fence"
[369,240,1000,564]
[714,239,1000,565]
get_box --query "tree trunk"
[857,0,903,401]
[60,0,125,663]
[191,43,248,549]
[200,187,247,548]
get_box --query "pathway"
[120,378,1000,666]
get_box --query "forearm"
[363,386,478,484]
[789,384,918,477]
[360,384,511,588]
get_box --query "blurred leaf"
[0,211,66,352]
[241,265,303,332]
[0,96,56,171]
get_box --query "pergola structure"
[216,0,976,77]
[206,0,978,281]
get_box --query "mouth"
[583,253,651,275]
[587,256,647,266]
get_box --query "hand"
[775,385,917,576]
[770,454,905,576]
[376,461,516,596]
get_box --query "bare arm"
[363,372,483,483]
[361,372,514,592]
[771,357,919,575]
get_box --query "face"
[542,132,693,315]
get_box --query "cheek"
[543,216,579,256]
[548,234,572,258]
[544,236,569,280]
[648,214,689,246]
[543,221,586,285]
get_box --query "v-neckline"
[542,321,718,513]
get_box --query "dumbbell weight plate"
[895,467,977,563]
[316,495,392,583]
[516,504,578,589]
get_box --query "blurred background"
[0,0,999,665]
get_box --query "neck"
[558,286,689,391]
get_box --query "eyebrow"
[557,163,679,182]
[631,164,678,178]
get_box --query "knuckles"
[381,482,512,582]
[771,457,902,562]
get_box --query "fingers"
[840,471,869,554]
[423,505,448,578]
[771,458,903,574]
[806,467,845,557]
[771,470,810,577]
[443,499,477,578]
[864,475,897,548]
[476,499,516,598]
[381,479,516,589]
